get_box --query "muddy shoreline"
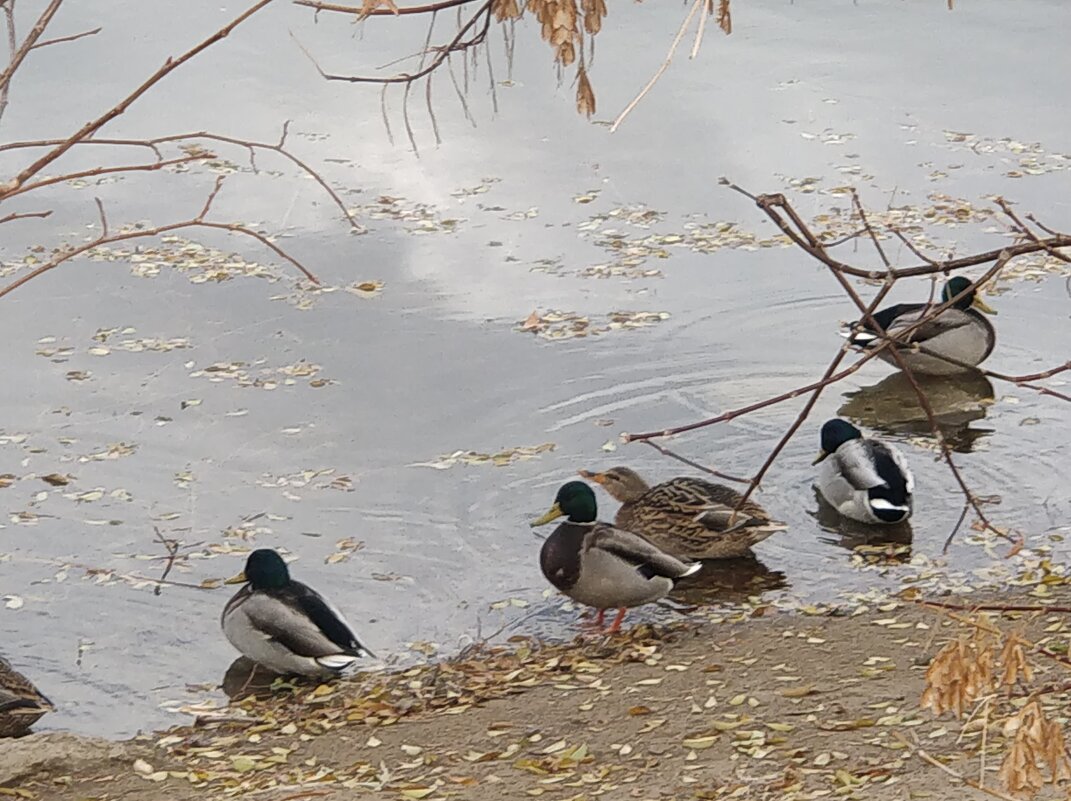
[6,587,1071,800]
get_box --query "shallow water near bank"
[0,1,1068,737]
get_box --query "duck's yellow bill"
[811,450,830,466]
[972,295,997,315]
[530,502,564,527]
[577,469,605,484]
[224,571,248,585]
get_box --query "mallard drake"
[222,549,373,677]
[0,656,53,738]
[531,481,701,632]
[579,466,786,559]
[841,276,997,375]
[813,419,914,525]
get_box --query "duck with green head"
[222,549,373,677]
[813,418,914,525]
[841,276,997,375]
[531,481,701,633]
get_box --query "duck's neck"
[567,518,597,527]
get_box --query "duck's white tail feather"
[869,498,910,512]
[316,654,363,672]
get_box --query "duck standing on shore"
[222,548,373,677]
[579,466,786,559]
[0,656,53,738]
[531,481,701,633]
[840,276,997,375]
[813,419,914,525]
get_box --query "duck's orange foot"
[606,607,627,634]
[580,608,607,630]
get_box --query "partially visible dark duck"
[0,656,53,738]
[841,276,997,375]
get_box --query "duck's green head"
[530,481,598,526]
[225,548,291,589]
[814,418,863,464]
[943,276,997,315]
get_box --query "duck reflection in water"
[222,657,284,701]
[667,554,787,607]
[809,487,913,564]
[838,370,995,454]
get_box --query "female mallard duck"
[814,419,914,525]
[222,549,373,677]
[841,276,997,375]
[579,466,786,559]
[531,481,701,632]
[0,656,53,738]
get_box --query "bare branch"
[0,0,63,104]
[637,439,749,485]
[609,0,703,134]
[293,0,478,16]
[94,196,108,238]
[0,208,51,224]
[0,0,276,199]
[0,182,320,300]
[0,130,364,232]
[28,25,100,50]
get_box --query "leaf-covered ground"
[10,587,1071,801]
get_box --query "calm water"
[1,1,1069,737]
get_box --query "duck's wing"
[639,478,742,514]
[0,689,50,715]
[886,306,976,346]
[872,441,914,495]
[0,659,53,714]
[639,479,782,533]
[832,440,887,491]
[589,524,700,580]
[242,584,373,659]
[841,303,924,347]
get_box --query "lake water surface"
[0,0,1068,737]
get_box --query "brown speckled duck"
[0,655,53,737]
[531,481,700,633]
[579,466,786,559]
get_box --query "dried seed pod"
[576,66,596,117]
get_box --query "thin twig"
[0,184,319,300]
[153,526,180,597]
[0,0,276,199]
[294,0,476,16]
[28,25,100,49]
[0,208,52,224]
[0,128,364,232]
[638,439,750,485]
[893,732,1019,801]
[609,0,703,133]
[94,196,108,238]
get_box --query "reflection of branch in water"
[153,526,181,598]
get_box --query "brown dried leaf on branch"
[717,0,732,35]
[582,0,607,35]
[919,628,995,718]
[576,66,595,117]
[999,632,1034,688]
[998,700,1071,796]
[528,0,579,65]
[492,0,521,22]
